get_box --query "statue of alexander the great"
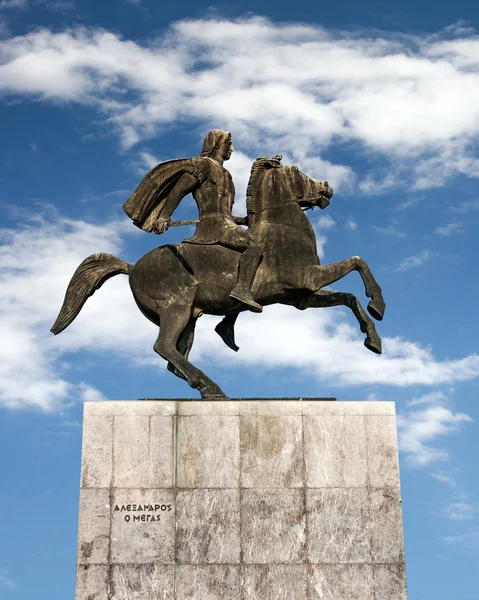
[123,130,263,313]
[52,131,386,399]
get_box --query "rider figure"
[146,130,263,313]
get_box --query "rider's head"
[201,130,233,161]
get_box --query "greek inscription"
[114,502,172,523]
[128,513,163,523]
[114,504,172,512]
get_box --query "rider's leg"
[230,242,263,313]
[221,227,264,313]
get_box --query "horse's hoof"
[200,384,227,399]
[365,335,382,354]
[215,322,239,352]
[368,298,386,321]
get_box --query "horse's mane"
[246,155,282,227]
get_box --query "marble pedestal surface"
[76,399,407,599]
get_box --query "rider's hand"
[152,219,171,234]
[233,216,248,226]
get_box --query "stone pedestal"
[76,399,407,599]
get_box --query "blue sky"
[1,0,479,598]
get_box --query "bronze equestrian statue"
[51,130,385,399]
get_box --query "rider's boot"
[230,245,263,313]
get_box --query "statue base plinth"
[76,399,407,599]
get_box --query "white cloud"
[345,217,357,230]
[435,222,463,236]
[78,382,109,403]
[293,154,354,192]
[312,214,336,258]
[359,170,403,195]
[373,224,407,238]
[0,211,149,412]
[314,232,327,260]
[398,405,472,466]
[194,310,479,387]
[0,0,73,9]
[104,188,131,199]
[212,149,254,217]
[314,214,336,230]
[441,528,479,548]
[397,249,435,271]
[443,497,476,521]
[413,143,479,190]
[1,19,479,190]
[450,198,479,213]
[43,0,75,9]
[407,390,450,407]
[0,570,14,589]
[0,0,27,8]
[431,471,456,487]
[119,125,141,150]
[443,20,476,37]
[136,150,159,173]
[397,198,420,210]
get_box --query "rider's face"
[221,138,234,161]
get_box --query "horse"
[51,156,385,398]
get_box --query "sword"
[169,219,199,227]
[133,216,248,232]
[133,218,198,231]
[169,216,248,227]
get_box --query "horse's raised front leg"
[297,290,382,354]
[301,257,386,321]
[154,305,226,398]
[215,313,240,352]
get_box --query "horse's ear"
[269,155,282,168]
[255,156,282,169]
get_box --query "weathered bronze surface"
[51,130,385,398]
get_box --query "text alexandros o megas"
[114,503,172,522]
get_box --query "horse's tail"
[50,253,132,335]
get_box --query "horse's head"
[282,163,333,210]
[246,155,333,226]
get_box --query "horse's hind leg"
[167,317,197,380]
[154,305,226,398]
[299,290,382,354]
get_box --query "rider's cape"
[122,158,209,232]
